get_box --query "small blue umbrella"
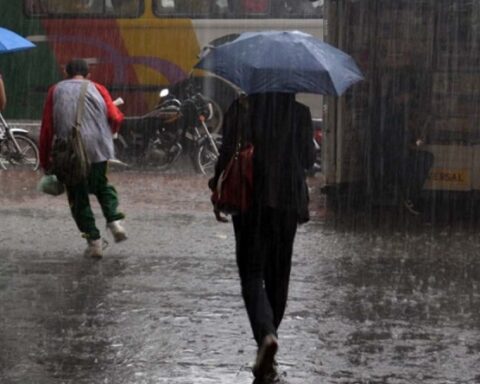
[0,27,36,54]
[195,30,364,96]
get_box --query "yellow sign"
[424,168,470,190]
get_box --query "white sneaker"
[107,220,127,243]
[84,238,103,258]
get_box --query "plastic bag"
[37,174,65,196]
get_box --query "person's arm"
[0,75,6,111]
[208,99,245,223]
[208,99,242,191]
[93,82,124,133]
[39,85,56,171]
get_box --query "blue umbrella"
[0,27,36,54]
[195,30,364,96]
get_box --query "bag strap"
[75,81,89,129]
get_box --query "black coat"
[210,93,315,222]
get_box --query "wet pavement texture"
[1,169,480,384]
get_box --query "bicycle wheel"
[0,133,40,171]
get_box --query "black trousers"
[232,206,298,346]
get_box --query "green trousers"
[66,161,125,240]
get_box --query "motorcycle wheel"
[194,135,221,175]
[206,98,224,134]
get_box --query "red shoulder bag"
[211,142,254,215]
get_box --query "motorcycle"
[114,88,221,175]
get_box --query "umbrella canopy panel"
[0,27,36,54]
[195,30,364,96]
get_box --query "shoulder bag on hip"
[211,125,254,215]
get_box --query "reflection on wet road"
[1,170,480,383]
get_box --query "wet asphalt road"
[1,168,480,384]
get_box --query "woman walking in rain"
[209,92,315,383]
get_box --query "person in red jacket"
[39,58,126,258]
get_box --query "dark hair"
[65,59,89,78]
